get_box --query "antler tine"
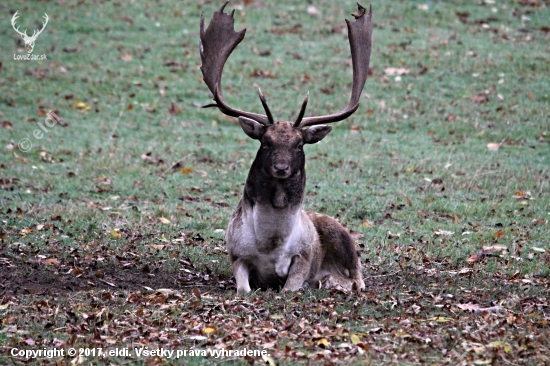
[297,3,373,128]
[40,14,49,30]
[11,11,27,36]
[258,88,275,125]
[293,91,309,127]
[200,1,271,125]
[31,13,48,39]
[11,11,19,26]
[220,1,229,13]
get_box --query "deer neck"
[243,156,305,212]
[240,157,306,248]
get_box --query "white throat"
[251,203,302,245]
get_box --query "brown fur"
[306,212,364,290]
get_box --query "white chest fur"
[228,202,309,278]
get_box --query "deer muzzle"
[272,163,290,178]
[267,151,293,179]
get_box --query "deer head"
[11,11,49,54]
[238,116,332,180]
[200,1,372,207]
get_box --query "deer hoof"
[352,279,365,292]
[236,287,251,295]
[321,274,340,290]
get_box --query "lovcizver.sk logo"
[11,11,48,61]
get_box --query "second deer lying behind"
[200,2,373,294]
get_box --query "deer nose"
[274,163,289,174]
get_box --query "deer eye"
[295,143,304,151]
[261,143,269,150]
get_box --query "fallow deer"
[200,2,373,294]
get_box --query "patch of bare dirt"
[0,260,232,297]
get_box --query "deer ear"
[238,116,265,140]
[303,125,332,144]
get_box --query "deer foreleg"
[232,258,251,295]
[282,255,310,292]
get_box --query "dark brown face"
[259,122,304,179]
[238,116,333,180]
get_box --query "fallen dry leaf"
[43,257,58,265]
[457,303,502,313]
[73,101,90,112]
[203,325,216,334]
[482,245,506,253]
[493,230,505,239]
[110,228,122,239]
[384,67,410,76]
[350,334,361,344]
[430,316,454,323]
[192,287,201,301]
[317,338,330,347]
[262,354,277,366]
[513,190,532,199]
[307,6,320,16]
[467,253,484,263]
[434,229,454,237]
[471,94,489,103]
[401,192,412,206]
[156,288,174,295]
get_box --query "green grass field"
[1,0,549,364]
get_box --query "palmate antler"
[200,1,373,128]
[200,2,273,125]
